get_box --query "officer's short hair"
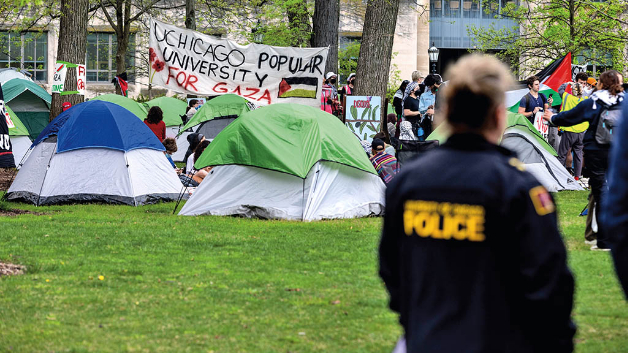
[442,54,514,129]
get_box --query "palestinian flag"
[278,77,318,99]
[0,84,15,168]
[506,53,572,112]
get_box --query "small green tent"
[91,94,148,120]
[3,78,51,140]
[178,94,250,138]
[180,103,385,220]
[6,105,33,166]
[145,96,186,127]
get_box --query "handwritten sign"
[533,111,549,140]
[345,96,382,142]
[76,64,86,96]
[52,61,86,95]
[149,18,328,107]
[52,62,67,94]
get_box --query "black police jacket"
[379,133,576,353]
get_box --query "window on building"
[431,0,443,18]
[86,32,135,82]
[0,32,48,81]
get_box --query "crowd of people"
[379,53,628,353]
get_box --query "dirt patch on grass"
[0,168,16,191]
[0,262,25,277]
[0,208,35,216]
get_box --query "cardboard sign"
[149,18,328,107]
[345,96,382,142]
[52,62,68,94]
[533,111,549,140]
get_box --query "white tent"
[501,125,582,192]
[180,161,385,220]
[11,135,32,166]
[0,69,33,85]
[7,100,184,206]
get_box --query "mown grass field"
[0,191,627,352]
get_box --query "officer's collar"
[444,133,514,156]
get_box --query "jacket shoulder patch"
[529,186,555,216]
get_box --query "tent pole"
[35,142,57,206]
[173,170,196,214]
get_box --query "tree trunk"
[49,0,88,121]
[115,33,128,96]
[287,0,311,47]
[353,0,400,120]
[186,0,196,99]
[312,0,339,75]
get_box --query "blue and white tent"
[7,100,183,205]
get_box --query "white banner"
[52,62,67,94]
[149,18,328,107]
[76,64,86,96]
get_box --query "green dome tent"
[426,111,582,192]
[179,103,385,220]
[145,96,186,127]
[2,78,51,140]
[91,94,148,120]
[172,94,250,162]
[6,105,32,166]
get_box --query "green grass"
[0,191,626,352]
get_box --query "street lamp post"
[252,20,264,43]
[428,42,440,74]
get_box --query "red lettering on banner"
[258,89,272,105]
[213,82,228,93]
[184,74,198,92]
[175,71,186,86]
[78,65,85,76]
[353,100,371,108]
[166,67,180,85]
[232,85,242,96]
[243,87,259,99]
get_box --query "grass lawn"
[0,191,627,352]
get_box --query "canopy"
[91,94,148,120]
[179,94,250,134]
[33,100,165,153]
[145,96,186,127]
[195,103,376,178]
[7,106,29,136]
[2,78,51,104]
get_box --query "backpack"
[594,101,622,145]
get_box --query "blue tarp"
[33,100,165,153]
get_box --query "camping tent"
[179,103,385,220]
[427,112,583,192]
[0,68,33,85]
[145,96,186,137]
[173,94,250,161]
[6,105,32,166]
[91,94,148,120]
[2,78,51,140]
[6,100,183,205]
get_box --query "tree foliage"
[468,0,628,76]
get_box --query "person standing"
[518,75,552,123]
[556,82,588,181]
[144,106,166,142]
[321,72,341,117]
[402,82,422,138]
[418,74,441,139]
[393,80,410,120]
[603,99,628,297]
[340,73,355,103]
[380,54,575,353]
[543,70,624,251]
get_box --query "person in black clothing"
[393,80,410,119]
[544,70,624,251]
[380,54,575,353]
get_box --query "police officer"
[379,55,576,353]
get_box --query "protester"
[518,75,553,123]
[387,113,398,139]
[544,70,624,251]
[321,72,341,117]
[584,77,597,96]
[162,137,178,169]
[602,99,628,298]
[393,80,410,119]
[191,140,212,184]
[418,74,441,139]
[402,82,422,138]
[369,138,399,184]
[186,99,200,120]
[184,133,205,174]
[556,82,588,181]
[339,73,355,102]
[380,54,575,352]
[144,106,166,141]
[401,71,424,117]
[398,120,417,141]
